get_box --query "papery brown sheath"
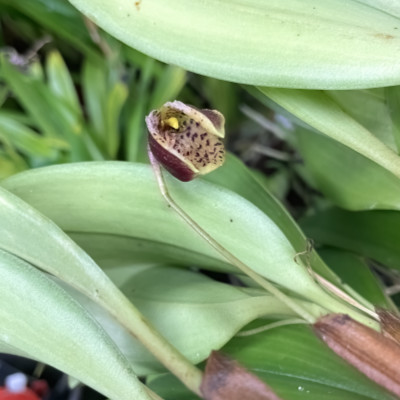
[145,101,226,181]
[314,314,400,398]
[377,308,400,346]
[200,351,283,400]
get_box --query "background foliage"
[1,1,400,399]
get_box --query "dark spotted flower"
[145,101,225,181]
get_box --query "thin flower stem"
[310,271,379,320]
[148,147,316,324]
[236,318,308,337]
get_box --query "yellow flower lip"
[146,101,226,182]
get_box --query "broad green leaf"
[1,162,376,324]
[259,88,400,180]
[0,249,151,400]
[205,154,339,282]
[0,341,32,359]
[64,264,308,375]
[296,128,400,210]
[0,185,116,297]
[70,232,232,272]
[223,325,398,400]
[67,0,400,89]
[356,1,400,18]
[318,248,393,310]
[300,208,400,272]
[385,85,400,151]
[326,89,395,151]
[0,183,206,391]
[148,325,397,400]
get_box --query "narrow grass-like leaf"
[0,249,152,400]
[82,57,107,142]
[296,128,400,210]
[0,156,25,179]
[105,82,128,157]
[259,88,400,180]
[0,114,66,158]
[300,208,400,272]
[2,162,376,324]
[46,50,82,116]
[125,57,154,161]
[67,0,400,89]
[3,0,96,57]
[148,65,186,110]
[0,58,89,161]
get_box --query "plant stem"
[148,147,316,324]
[236,318,308,337]
[101,285,203,397]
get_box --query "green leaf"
[67,0,400,89]
[0,113,67,158]
[259,88,400,180]
[0,57,89,161]
[0,249,152,400]
[385,85,400,152]
[82,57,108,142]
[69,232,232,272]
[326,89,395,151]
[296,128,400,210]
[300,207,400,272]
[125,57,154,162]
[0,184,203,391]
[0,155,26,179]
[356,1,400,18]
[4,0,96,57]
[149,325,397,400]
[46,50,82,116]
[105,81,128,157]
[148,65,186,110]
[64,264,307,375]
[318,247,393,310]
[222,326,398,400]
[1,162,375,323]
[205,154,338,281]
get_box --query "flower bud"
[145,101,225,181]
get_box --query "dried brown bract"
[200,351,283,400]
[314,314,400,397]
